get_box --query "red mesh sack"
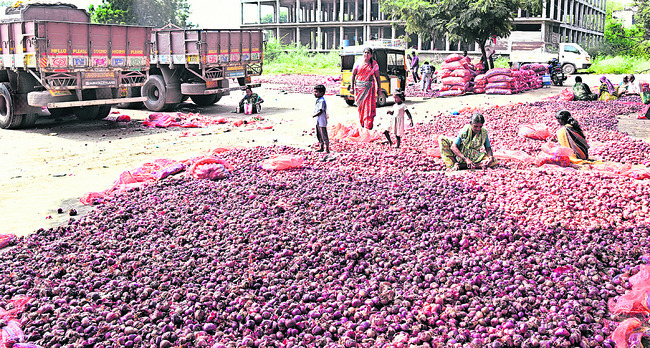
[444,54,463,63]
[261,155,304,170]
[518,124,553,141]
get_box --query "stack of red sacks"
[485,68,515,95]
[520,64,547,88]
[439,54,477,97]
[474,74,487,94]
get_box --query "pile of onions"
[1,95,649,348]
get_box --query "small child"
[313,84,329,154]
[420,61,433,91]
[383,90,413,149]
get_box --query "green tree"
[89,0,191,27]
[380,0,541,69]
[635,0,650,39]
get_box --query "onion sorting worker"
[439,113,495,171]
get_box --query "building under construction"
[240,0,606,53]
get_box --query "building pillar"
[317,27,322,49]
[445,34,450,51]
[340,25,344,47]
[417,36,422,51]
[366,0,370,22]
[340,0,344,21]
[296,27,300,45]
[296,0,300,23]
[391,25,395,39]
[355,0,358,21]
[317,0,322,22]
[276,0,280,22]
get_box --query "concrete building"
[612,7,637,29]
[240,0,606,53]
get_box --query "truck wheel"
[96,105,112,120]
[74,106,100,120]
[376,91,388,107]
[213,93,223,104]
[562,64,576,75]
[142,75,167,112]
[0,83,23,129]
[20,113,38,128]
[191,94,218,106]
[116,87,143,109]
[345,99,355,106]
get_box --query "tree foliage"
[89,0,191,28]
[635,0,650,40]
[380,0,541,69]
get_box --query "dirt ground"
[1,74,648,237]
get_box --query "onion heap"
[1,95,649,348]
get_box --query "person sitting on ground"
[555,110,589,161]
[598,76,618,101]
[572,76,597,101]
[439,112,496,171]
[237,86,264,113]
[617,75,630,97]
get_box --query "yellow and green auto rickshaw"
[338,40,407,107]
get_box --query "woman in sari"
[439,113,495,171]
[555,110,589,160]
[351,47,381,129]
[599,76,618,101]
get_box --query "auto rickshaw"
[338,41,407,107]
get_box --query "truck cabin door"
[561,44,580,59]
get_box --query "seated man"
[237,86,264,113]
[572,76,597,101]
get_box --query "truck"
[132,26,264,112]
[0,2,151,129]
[508,42,591,74]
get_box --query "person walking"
[351,47,381,129]
[410,51,420,84]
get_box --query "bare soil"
[1,74,647,237]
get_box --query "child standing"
[313,84,329,154]
[420,61,433,91]
[383,90,413,149]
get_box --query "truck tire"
[96,105,112,120]
[142,75,168,112]
[0,83,23,129]
[191,94,218,106]
[20,113,38,128]
[213,93,223,104]
[74,106,100,120]
[562,63,576,75]
[345,99,355,106]
[116,87,143,109]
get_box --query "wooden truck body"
[139,28,264,111]
[0,3,151,128]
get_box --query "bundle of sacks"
[439,54,477,97]
[485,68,515,95]
[474,74,487,94]
[485,66,544,95]
[520,63,547,87]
